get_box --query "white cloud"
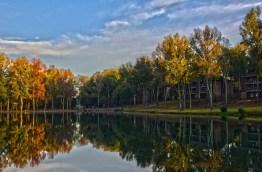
[0,36,89,57]
[167,1,262,19]
[132,8,166,23]
[105,20,130,29]
[150,0,185,8]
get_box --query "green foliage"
[240,6,262,74]
[238,108,247,120]
[220,106,227,113]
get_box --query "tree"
[240,6,262,75]
[229,43,248,98]
[162,33,192,109]
[134,56,153,105]
[0,54,9,112]
[57,69,76,110]
[29,58,46,112]
[45,66,59,110]
[101,69,120,107]
[190,26,223,109]
[152,56,165,105]
[92,72,104,107]
[9,57,31,125]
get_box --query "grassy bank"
[124,102,262,118]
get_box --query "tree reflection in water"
[0,113,261,172]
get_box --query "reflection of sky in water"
[5,144,151,172]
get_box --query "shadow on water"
[0,112,261,172]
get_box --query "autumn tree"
[9,57,31,125]
[0,54,9,112]
[190,26,223,109]
[57,69,76,110]
[29,58,46,112]
[45,66,59,110]
[162,33,193,109]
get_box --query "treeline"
[80,7,262,109]
[0,55,79,112]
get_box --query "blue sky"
[0,0,261,75]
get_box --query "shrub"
[238,108,247,120]
[220,112,228,121]
[220,106,228,113]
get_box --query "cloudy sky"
[0,0,261,75]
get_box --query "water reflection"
[0,113,262,172]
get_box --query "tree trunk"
[156,87,160,106]
[257,75,259,103]
[52,98,54,110]
[188,84,192,109]
[107,89,110,108]
[33,98,36,113]
[44,99,47,112]
[224,76,228,105]
[97,94,100,108]
[238,74,241,99]
[67,98,69,110]
[198,79,201,99]
[20,97,23,126]
[177,84,182,110]
[0,102,2,114]
[164,87,170,104]
[206,78,213,109]
[133,94,136,105]
[7,99,10,113]
[182,84,186,109]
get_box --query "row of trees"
[80,6,262,109]
[0,55,77,112]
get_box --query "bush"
[220,106,228,113]
[220,112,228,121]
[238,108,247,120]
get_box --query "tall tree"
[9,57,31,125]
[162,33,192,109]
[240,6,262,74]
[45,66,59,110]
[0,54,9,112]
[29,58,46,112]
[92,72,104,107]
[229,43,248,98]
[134,56,153,105]
[101,69,120,107]
[190,26,223,109]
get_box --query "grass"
[124,101,262,118]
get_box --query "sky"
[0,0,261,75]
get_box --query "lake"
[0,112,261,172]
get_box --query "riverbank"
[0,109,79,114]
[123,102,262,118]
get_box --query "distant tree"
[134,56,153,105]
[190,26,223,109]
[101,69,120,107]
[57,69,76,110]
[151,56,166,105]
[92,72,104,107]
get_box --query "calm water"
[0,113,262,172]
